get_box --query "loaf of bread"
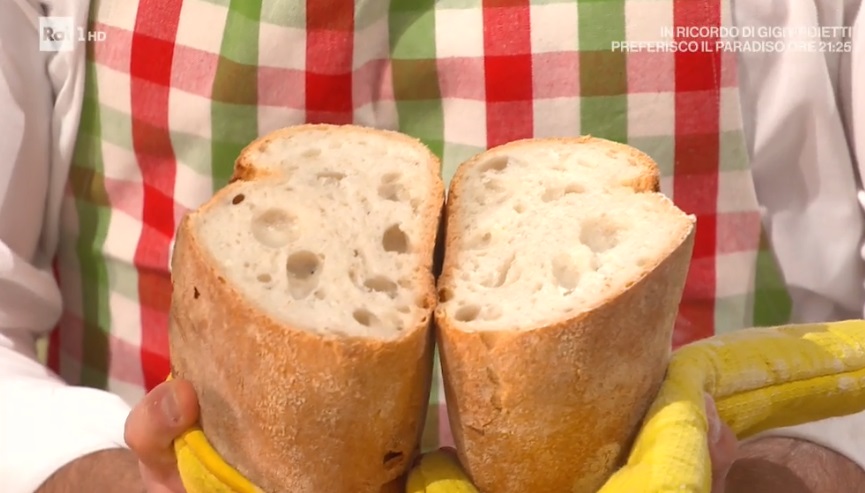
[168,124,444,493]
[435,137,696,493]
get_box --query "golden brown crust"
[435,136,692,493]
[169,124,443,493]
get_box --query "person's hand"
[125,378,200,492]
[704,394,738,493]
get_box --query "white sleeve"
[732,0,865,469]
[0,2,131,492]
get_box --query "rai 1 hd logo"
[39,16,106,52]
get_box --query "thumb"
[125,379,199,483]
[705,394,738,493]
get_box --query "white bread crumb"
[438,138,695,332]
[194,126,441,340]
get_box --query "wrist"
[36,448,145,493]
[726,437,865,493]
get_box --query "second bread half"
[435,137,696,493]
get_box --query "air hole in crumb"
[287,251,320,280]
[468,232,492,250]
[636,257,651,267]
[301,148,321,158]
[286,251,322,299]
[252,208,299,248]
[484,178,505,192]
[398,305,410,313]
[353,308,379,327]
[565,183,585,194]
[378,181,408,202]
[455,305,481,322]
[257,273,272,283]
[232,194,245,205]
[438,288,454,302]
[416,295,432,309]
[542,188,561,202]
[552,253,582,292]
[383,451,403,466]
[193,287,200,299]
[364,276,398,297]
[542,183,585,202]
[513,202,527,214]
[382,225,409,253]
[579,218,619,253]
[317,171,346,185]
[480,254,514,288]
[479,156,508,173]
[315,290,326,299]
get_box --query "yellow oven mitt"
[173,320,865,493]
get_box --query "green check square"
[260,0,306,28]
[580,95,627,143]
[391,0,436,13]
[396,100,445,156]
[211,101,258,186]
[627,135,674,177]
[98,106,134,151]
[390,10,437,59]
[68,167,110,206]
[714,295,750,334]
[219,15,260,64]
[720,130,749,171]
[229,0,262,22]
[578,0,625,51]
[392,59,442,100]
[107,260,140,302]
[579,50,627,97]
[442,142,485,185]
[212,58,258,105]
[171,131,213,175]
[355,0,389,30]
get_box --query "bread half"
[168,124,444,493]
[435,137,696,493]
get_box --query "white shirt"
[0,0,864,491]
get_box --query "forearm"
[36,449,144,493]
[726,437,865,493]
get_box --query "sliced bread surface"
[435,136,696,493]
[169,124,444,493]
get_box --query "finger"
[705,394,738,493]
[125,379,199,479]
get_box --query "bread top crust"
[436,136,695,333]
[183,124,444,341]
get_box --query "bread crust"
[435,136,694,493]
[169,124,444,493]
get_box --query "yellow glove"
[408,320,865,493]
